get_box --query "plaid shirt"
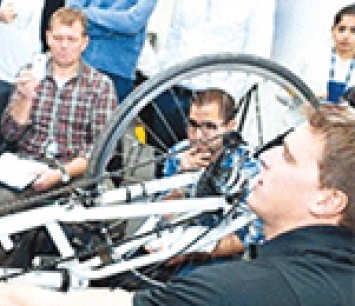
[163,140,264,247]
[1,58,117,162]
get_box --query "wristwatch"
[60,168,70,184]
[56,164,70,184]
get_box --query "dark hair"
[48,7,87,36]
[307,105,355,232]
[191,88,235,123]
[333,3,355,27]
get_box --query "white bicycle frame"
[0,52,320,291]
[0,171,254,290]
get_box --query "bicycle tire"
[88,53,318,178]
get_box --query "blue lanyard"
[329,48,354,86]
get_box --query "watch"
[57,166,70,184]
[60,169,70,184]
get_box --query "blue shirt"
[66,0,157,80]
[163,140,264,247]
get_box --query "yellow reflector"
[134,125,146,145]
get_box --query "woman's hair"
[333,3,355,27]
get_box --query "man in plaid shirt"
[0,7,117,196]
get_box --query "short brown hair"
[48,7,87,36]
[308,105,355,231]
[191,88,235,123]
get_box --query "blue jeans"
[0,80,13,146]
[0,79,13,116]
[104,72,134,103]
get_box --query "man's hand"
[210,234,245,258]
[16,70,40,101]
[32,157,87,192]
[9,70,41,124]
[166,252,211,266]
[32,168,61,192]
[180,146,212,171]
[162,188,186,201]
[0,2,16,24]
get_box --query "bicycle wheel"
[0,55,320,289]
[88,53,318,182]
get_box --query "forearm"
[0,9,5,22]
[0,95,32,142]
[69,0,157,35]
[0,6,16,23]
[167,235,244,266]
[8,92,33,125]
[64,156,88,179]
[32,157,88,192]
[66,0,87,8]
[3,69,40,134]
[0,284,133,306]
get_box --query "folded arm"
[67,0,157,35]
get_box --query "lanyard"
[329,48,354,86]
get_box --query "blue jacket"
[66,0,157,80]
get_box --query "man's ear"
[46,30,51,47]
[309,188,348,217]
[81,35,89,52]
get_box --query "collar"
[258,225,354,259]
[45,56,86,83]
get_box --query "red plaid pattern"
[1,60,118,162]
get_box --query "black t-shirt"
[134,226,355,306]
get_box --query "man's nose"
[60,39,69,48]
[341,29,351,40]
[195,127,204,139]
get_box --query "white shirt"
[144,0,275,100]
[0,0,44,83]
[160,0,274,68]
[297,48,355,98]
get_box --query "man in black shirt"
[0,105,354,305]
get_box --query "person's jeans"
[104,72,134,103]
[0,80,14,147]
[0,80,13,117]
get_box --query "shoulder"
[134,260,295,306]
[81,62,115,87]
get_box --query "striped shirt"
[1,58,118,162]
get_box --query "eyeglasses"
[188,119,225,134]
